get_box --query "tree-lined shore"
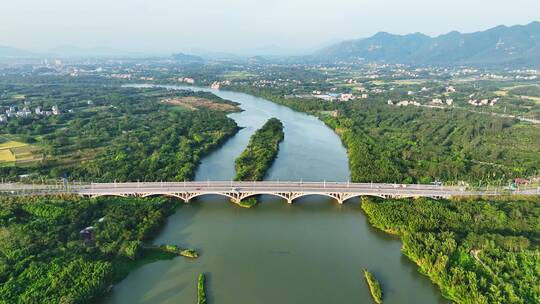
[361,196,540,304]
[234,118,284,181]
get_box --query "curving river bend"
[103,85,447,303]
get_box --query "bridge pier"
[328,192,345,204]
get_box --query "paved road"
[1,181,538,201]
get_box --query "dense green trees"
[68,108,238,182]
[234,118,284,181]
[361,197,540,304]
[363,269,383,304]
[0,195,177,304]
[324,104,540,184]
[0,82,239,181]
[197,273,207,304]
[228,86,540,185]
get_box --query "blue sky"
[1,0,538,54]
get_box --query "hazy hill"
[171,52,205,63]
[0,45,35,57]
[316,22,540,65]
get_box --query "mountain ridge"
[315,21,540,65]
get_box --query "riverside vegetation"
[226,86,540,186]
[363,269,383,304]
[0,79,239,182]
[198,273,207,304]
[0,195,196,303]
[361,196,540,304]
[232,118,284,208]
[234,118,284,182]
[220,85,540,303]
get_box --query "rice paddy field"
[0,138,42,165]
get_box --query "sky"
[1,0,539,54]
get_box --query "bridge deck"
[3,181,537,203]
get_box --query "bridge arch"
[240,192,290,203]
[340,193,387,202]
[187,192,237,202]
[291,193,341,204]
[140,193,188,201]
[87,193,129,199]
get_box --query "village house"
[339,93,355,102]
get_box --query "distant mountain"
[0,45,35,57]
[315,22,540,65]
[48,45,144,58]
[171,52,205,63]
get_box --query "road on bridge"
[2,181,538,204]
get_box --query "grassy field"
[0,139,42,164]
[392,79,427,85]
[522,95,540,104]
[494,85,540,104]
[0,149,16,162]
[223,71,257,80]
[11,94,26,100]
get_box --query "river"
[103,85,447,303]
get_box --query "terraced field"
[0,139,42,165]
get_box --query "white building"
[446,86,456,93]
[339,94,354,102]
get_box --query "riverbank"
[0,195,189,303]
[361,196,540,303]
[234,118,284,181]
[103,84,445,304]
[198,273,207,304]
[231,197,258,208]
[221,84,540,186]
[363,269,383,304]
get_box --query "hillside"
[316,22,540,65]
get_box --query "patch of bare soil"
[162,97,237,111]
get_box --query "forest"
[0,195,178,304]
[228,85,540,185]
[0,81,239,181]
[324,103,540,185]
[361,196,540,304]
[234,118,284,181]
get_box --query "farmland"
[0,78,239,181]
[0,138,42,165]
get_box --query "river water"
[104,85,446,303]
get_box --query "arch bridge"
[79,181,473,204]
